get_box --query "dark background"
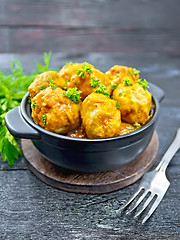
[0,1,180,240]
[0,0,180,55]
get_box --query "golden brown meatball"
[81,93,121,139]
[31,87,81,134]
[28,71,64,98]
[112,82,152,124]
[105,65,140,87]
[59,62,112,100]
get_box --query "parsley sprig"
[64,87,82,104]
[123,79,133,86]
[129,68,140,75]
[42,114,47,126]
[65,62,73,67]
[94,84,110,98]
[0,52,53,167]
[114,100,120,109]
[31,102,36,109]
[90,77,100,88]
[137,78,149,90]
[77,62,92,79]
[48,78,57,90]
[112,83,117,90]
[38,85,46,90]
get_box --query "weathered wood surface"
[1,28,180,54]
[0,53,180,239]
[0,0,180,53]
[1,0,180,28]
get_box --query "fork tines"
[119,186,168,224]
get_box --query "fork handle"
[156,128,180,172]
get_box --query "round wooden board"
[21,132,158,194]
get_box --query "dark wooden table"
[1,1,180,239]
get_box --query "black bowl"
[5,82,164,172]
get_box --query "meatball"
[31,87,81,134]
[105,65,140,87]
[112,82,152,124]
[59,62,112,100]
[81,93,121,139]
[28,71,65,98]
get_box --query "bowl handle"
[148,82,165,103]
[5,106,40,140]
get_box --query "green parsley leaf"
[65,62,73,67]
[31,102,36,109]
[0,125,22,167]
[65,79,69,84]
[27,96,32,103]
[62,87,67,90]
[123,79,133,86]
[112,83,117,90]
[137,78,149,90]
[42,114,47,126]
[129,68,140,76]
[38,85,46,90]
[114,100,120,109]
[131,124,140,130]
[94,84,110,98]
[35,52,52,73]
[76,62,92,79]
[64,87,82,104]
[48,78,57,90]
[90,77,100,88]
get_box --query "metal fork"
[120,128,180,224]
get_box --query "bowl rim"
[20,91,159,142]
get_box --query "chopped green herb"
[123,79,133,86]
[62,87,67,90]
[114,100,120,109]
[31,102,36,109]
[119,93,123,96]
[38,85,46,90]
[90,77,100,88]
[112,83,117,90]
[131,124,140,130]
[42,114,47,125]
[48,78,57,90]
[129,68,140,76]
[94,84,110,98]
[65,62,73,67]
[64,87,82,104]
[28,95,32,103]
[137,78,149,90]
[133,68,140,74]
[65,79,69,84]
[76,62,92,79]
